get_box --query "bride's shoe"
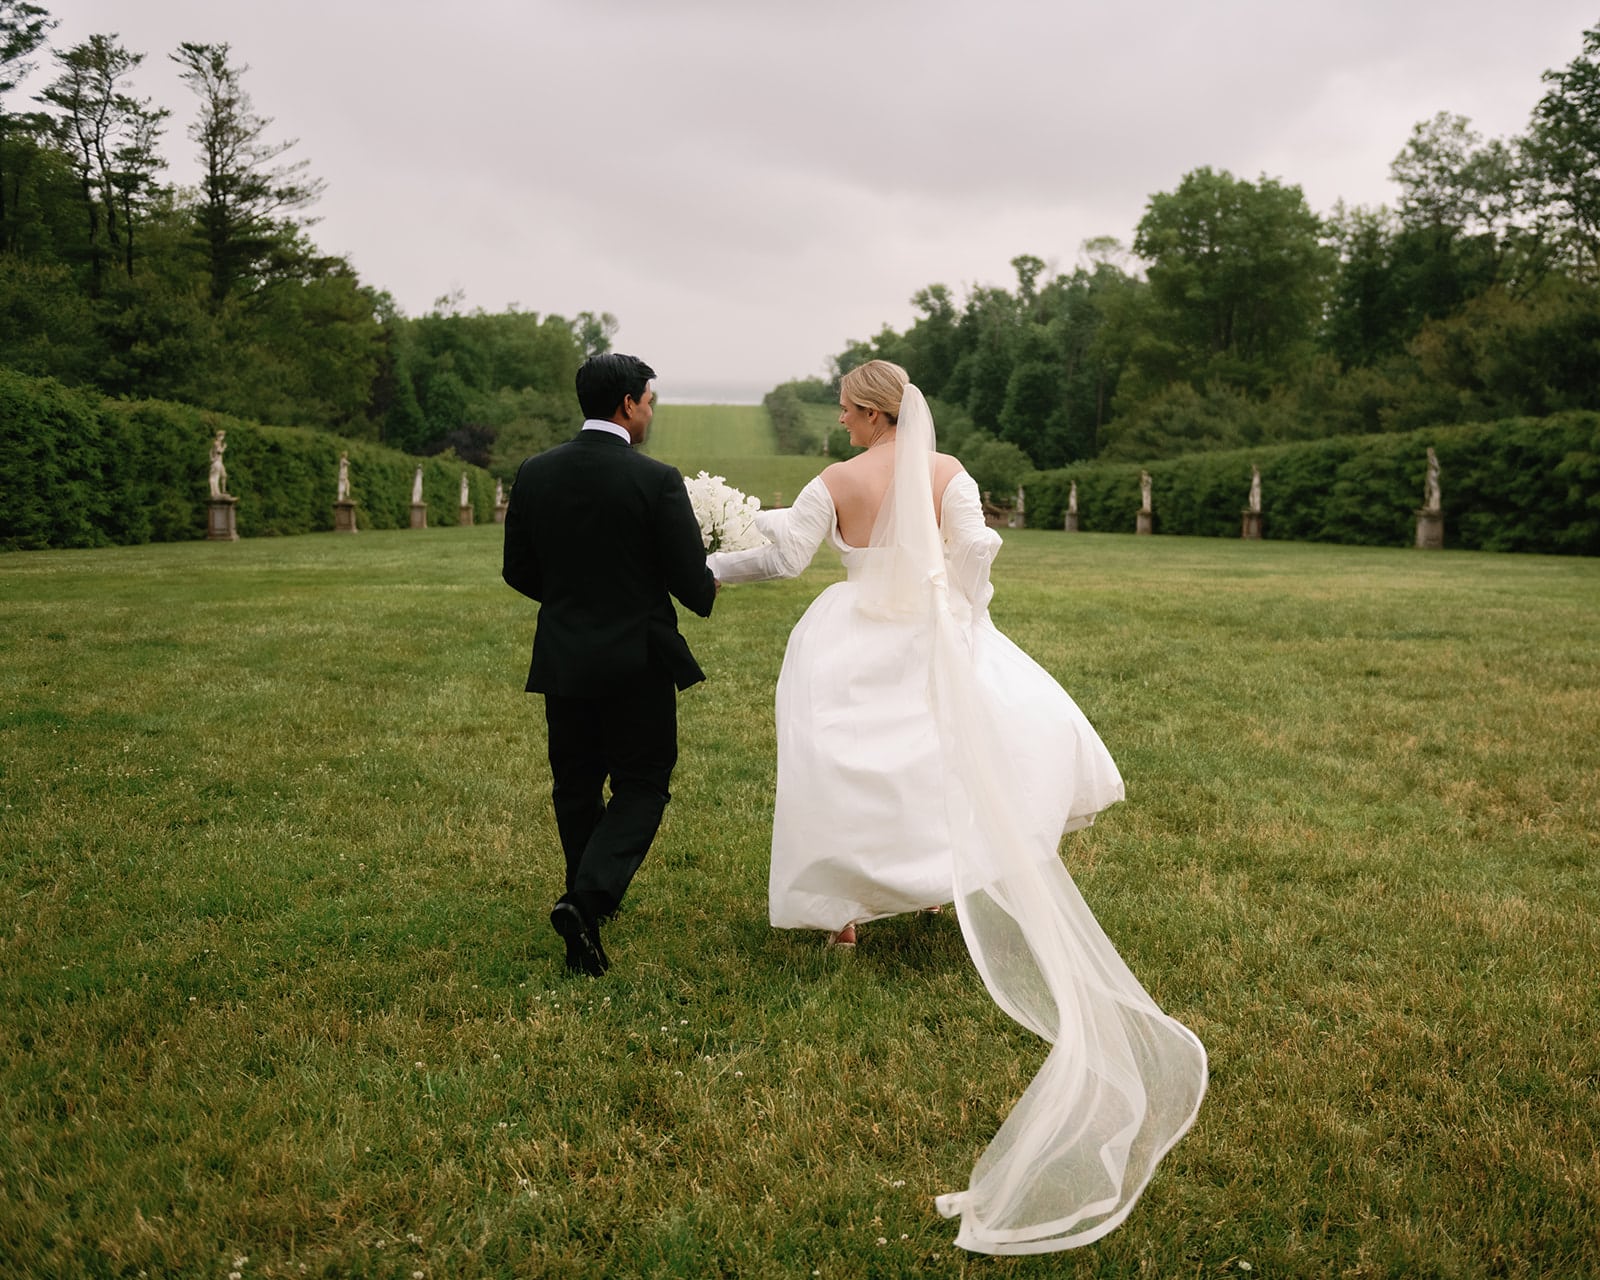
[827,922,857,949]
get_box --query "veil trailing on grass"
[864,383,1208,1254]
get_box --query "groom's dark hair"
[576,353,656,421]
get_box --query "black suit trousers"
[544,672,678,924]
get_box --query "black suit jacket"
[502,430,716,696]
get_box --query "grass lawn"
[1,528,1596,1278]
[647,403,827,507]
[646,404,775,458]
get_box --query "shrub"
[763,383,826,455]
[961,438,1034,502]
[1023,414,1600,554]
[1,369,499,550]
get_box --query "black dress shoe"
[550,901,608,977]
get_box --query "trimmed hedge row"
[1,369,500,551]
[1023,414,1600,555]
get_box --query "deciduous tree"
[1525,23,1600,274]
[1131,167,1333,394]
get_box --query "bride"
[707,360,1206,1253]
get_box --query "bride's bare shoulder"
[819,459,857,503]
[933,452,966,490]
[821,454,877,482]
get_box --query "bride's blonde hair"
[840,359,908,425]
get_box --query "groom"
[502,353,717,976]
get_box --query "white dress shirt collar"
[582,419,632,444]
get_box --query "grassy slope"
[1,530,1596,1278]
[647,403,827,506]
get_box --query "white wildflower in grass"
[683,472,767,552]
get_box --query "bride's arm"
[707,477,834,584]
[941,472,1002,613]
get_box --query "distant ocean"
[654,380,768,406]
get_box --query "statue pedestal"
[494,502,509,525]
[1241,509,1263,540]
[206,495,238,542]
[333,500,358,533]
[459,505,474,527]
[1415,508,1443,549]
[410,502,428,529]
[1136,509,1153,536]
[1064,511,1079,532]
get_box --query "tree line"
[0,2,605,475]
[773,23,1600,488]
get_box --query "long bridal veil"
[864,384,1208,1254]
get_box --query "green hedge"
[1,369,499,550]
[1024,414,1600,555]
[10,369,1594,556]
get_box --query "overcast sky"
[37,1,1599,401]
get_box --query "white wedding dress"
[710,471,1125,929]
[706,386,1206,1254]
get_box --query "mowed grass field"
[2,528,1598,1278]
[647,402,826,507]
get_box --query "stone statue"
[1423,448,1441,512]
[336,452,351,502]
[208,430,228,498]
[460,472,470,507]
[1248,465,1261,514]
[1068,481,1078,515]
[495,479,505,507]
[412,466,424,504]
[1140,470,1152,512]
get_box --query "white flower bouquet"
[683,470,768,553]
